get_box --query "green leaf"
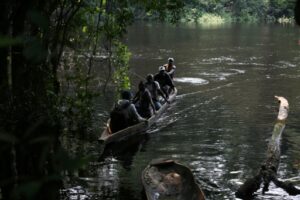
[82,26,88,33]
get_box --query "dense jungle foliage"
[0,0,299,199]
[0,1,183,199]
[134,0,297,23]
[181,0,297,23]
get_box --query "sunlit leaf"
[82,26,88,33]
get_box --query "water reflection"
[63,22,300,200]
[174,77,209,85]
[99,134,150,170]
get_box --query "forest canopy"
[135,0,297,23]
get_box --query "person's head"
[146,74,154,82]
[138,81,145,91]
[168,57,174,64]
[121,90,132,100]
[158,65,165,73]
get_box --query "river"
[61,23,300,200]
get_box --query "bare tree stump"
[236,96,300,199]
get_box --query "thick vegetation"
[0,0,299,199]
[0,0,183,199]
[170,0,297,23]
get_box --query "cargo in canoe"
[142,159,205,200]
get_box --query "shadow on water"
[99,133,150,169]
[62,23,300,200]
[61,133,151,200]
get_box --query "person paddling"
[145,74,169,110]
[109,90,146,133]
[133,81,156,118]
[163,57,176,79]
[154,66,175,99]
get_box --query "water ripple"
[174,77,209,85]
[202,56,236,63]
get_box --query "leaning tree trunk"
[236,96,300,199]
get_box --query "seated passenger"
[154,66,175,99]
[145,74,169,110]
[133,81,156,118]
[163,57,176,79]
[109,90,146,133]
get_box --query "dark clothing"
[154,71,175,98]
[109,99,144,133]
[154,71,174,89]
[133,89,154,118]
[145,81,160,101]
[145,80,166,110]
[152,99,162,111]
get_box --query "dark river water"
[62,23,300,200]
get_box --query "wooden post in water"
[236,96,300,199]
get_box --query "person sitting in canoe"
[145,74,169,110]
[133,81,156,118]
[163,57,176,79]
[154,66,175,99]
[109,90,146,133]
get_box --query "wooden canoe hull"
[98,88,177,145]
[142,159,205,200]
[99,131,150,162]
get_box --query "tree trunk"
[0,1,62,199]
[296,0,300,25]
[236,96,300,199]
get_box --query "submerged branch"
[273,177,300,195]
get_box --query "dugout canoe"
[142,159,205,200]
[98,88,177,145]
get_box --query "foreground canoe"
[142,159,205,200]
[98,88,177,145]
